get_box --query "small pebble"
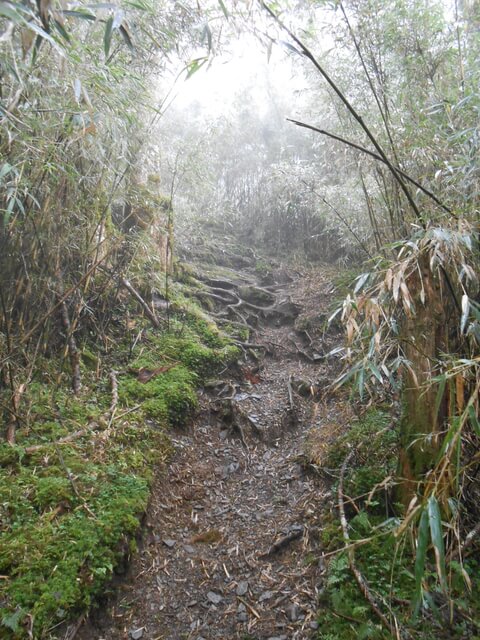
[129,629,144,640]
[162,539,176,548]
[236,580,249,596]
[207,591,223,604]
[237,612,248,622]
[286,603,298,622]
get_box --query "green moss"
[34,477,73,510]
[324,407,397,511]
[0,409,169,638]
[0,261,239,638]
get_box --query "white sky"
[170,34,308,118]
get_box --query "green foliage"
[318,407,480,639]
[0,294,238,637]
[120,365,197,425]
[325,408,397,510]
[0,380,165,638]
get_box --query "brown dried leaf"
[455,374,464,414]
[136,364,176,383]
[385,268,393,291]
[400,282,413,314]
[392,270,402,303]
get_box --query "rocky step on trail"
[75,262,342,640]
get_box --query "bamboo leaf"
[185,57,208,79]
[53,19,71,42]
[413,507,429,616]
[3,197,16,225]
[217,0,229,18]
[354,272,369,293]
[61,10,96,21]
[468,406,480,438]
[392,270,402,303]
[357,365,365,400]
[119,24,134,51]
[368,361,383,383]
[0,4,24,21]
[104,15,114,58]
[460,294,470,334]
[202,22,212,51]
[436,416,460,463]
[334,362,361,388]
[427,496,447,591]
[328,306,341,324]
[279,39,302,55]
[25,21,65,55]
[0,163,13,182]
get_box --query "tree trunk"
[397,256,453,505]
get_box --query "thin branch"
[261,1,425,224]
[120,278,162,328]
[338,1,398,161]
[60,300,82,395]
[287,119,452,215]
[290,172,374,258]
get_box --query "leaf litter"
[76,264,344,640]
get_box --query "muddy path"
[76,262,342,640]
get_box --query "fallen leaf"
[136,364,177,383]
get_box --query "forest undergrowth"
[308,403,480,640]
[0,265,240,639]
[1,1,479,638]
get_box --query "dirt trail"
[77,264,340,640]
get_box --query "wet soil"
[76,265,343,640]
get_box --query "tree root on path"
[214,397,264,447]
[259,526,304,558]
[195,276,300,327]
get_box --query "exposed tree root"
[259,527,304,558]
[195,275,301,327]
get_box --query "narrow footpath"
[77,262,342,640]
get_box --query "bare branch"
[261,1,425,225]
[287,118,452,215]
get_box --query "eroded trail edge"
[79,264,340,640]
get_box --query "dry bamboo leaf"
[400,282,413,315]
[404,361,420,388]
[385,268,393,291]
[392,270,402,303]
[136,364,177,383]
[456,374,464,414]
